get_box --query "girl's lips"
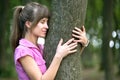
[42,31,47,34]
[42,29,48,34]
[43,30,47,32]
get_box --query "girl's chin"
[40,35,46,38]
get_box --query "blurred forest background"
[0,0,120,80]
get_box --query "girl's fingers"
[73,39,83,43]
[72,34,82,39]
[81,26,86,32]
[72,29,81,35]
[58,38,63,46]
[69,49,77,54]
[69,43,77,50]
[64,38,74,45]
[74,27,82,33]
[68,42,77,48]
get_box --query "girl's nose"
[45,23,48,29]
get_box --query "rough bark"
[44,0,87,80]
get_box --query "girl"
[10,2,88,80]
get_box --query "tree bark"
[44,0,87,79]
[101,0,114,80]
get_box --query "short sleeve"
[14,46,34,64]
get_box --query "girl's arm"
[19,55,62,80]
[19,38,77,80]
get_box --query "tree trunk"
[0,0,10,74]
[101,0,114,80]
[44,0,87,80]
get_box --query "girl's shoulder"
[14,45,34,61]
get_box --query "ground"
[82,68,120,80]
[0,68,120,80]
[82,68,104,80]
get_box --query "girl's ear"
[25,21,32,28]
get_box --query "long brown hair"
[10,2,50,51]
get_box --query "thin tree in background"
[101,0,114,80]
[44,0,87,79]
[0,0,10,75]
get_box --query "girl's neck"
[24,32,38,46]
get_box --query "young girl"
[10,2,89,80]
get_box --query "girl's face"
[32,18,48,38]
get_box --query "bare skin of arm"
[20,55,62,80]
[19,38,77,80]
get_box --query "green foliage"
[0,64,16,78]
[114,0,120,19]
[84,0,120,72]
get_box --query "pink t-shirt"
[14,39,46,80]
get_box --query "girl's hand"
[72,26,89,47]
[55,38,77,59]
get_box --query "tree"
[0,0,11,76]
[44,0,87,79]
[101,0,114,80]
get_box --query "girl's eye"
[40,20,45,24]
[40,18,48,24]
